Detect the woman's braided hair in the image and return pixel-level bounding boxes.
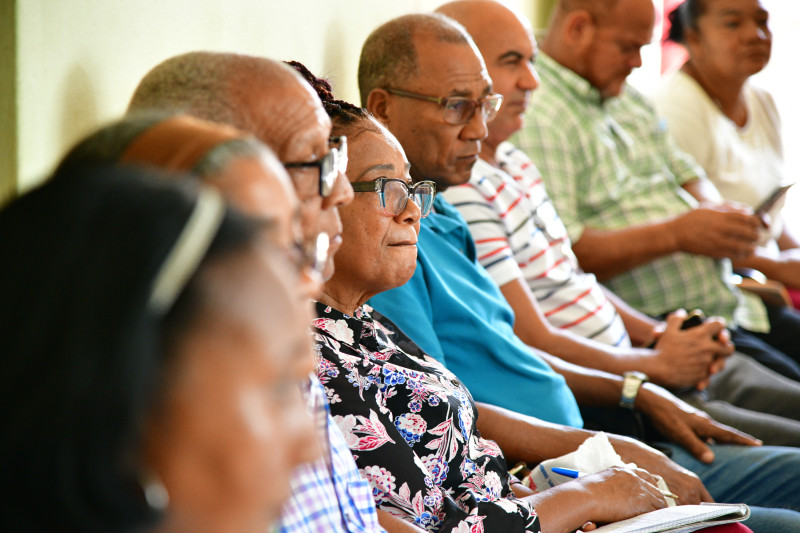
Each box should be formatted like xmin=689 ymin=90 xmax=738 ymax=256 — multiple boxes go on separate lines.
xmin=285 ymin=61 xmax=373 ymax=132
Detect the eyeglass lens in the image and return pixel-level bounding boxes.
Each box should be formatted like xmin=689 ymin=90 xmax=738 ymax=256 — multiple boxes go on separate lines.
xmin=443 ymin=96 xmax=502 ymax=125
xmin=381 ymin=180 xmax=435 ymax=218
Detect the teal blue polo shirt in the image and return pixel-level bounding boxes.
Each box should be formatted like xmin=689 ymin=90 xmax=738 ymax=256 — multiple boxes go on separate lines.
xmin=368 ymin=195 xmax=583 ymax=428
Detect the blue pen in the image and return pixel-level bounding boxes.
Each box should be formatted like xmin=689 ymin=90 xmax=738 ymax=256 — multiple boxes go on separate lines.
xmin=551 ymin=467 xmax=581 ymax=478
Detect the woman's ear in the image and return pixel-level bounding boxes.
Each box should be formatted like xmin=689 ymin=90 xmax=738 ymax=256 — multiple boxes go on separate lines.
xmin=366 ymin=89 xmax=391 ymax=125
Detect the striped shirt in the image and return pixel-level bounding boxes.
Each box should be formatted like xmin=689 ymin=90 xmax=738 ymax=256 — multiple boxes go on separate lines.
xmin=277 ymin=375 xmax=385 ymax=533
xmin=443 ymin=143 xmax=630 ymax=347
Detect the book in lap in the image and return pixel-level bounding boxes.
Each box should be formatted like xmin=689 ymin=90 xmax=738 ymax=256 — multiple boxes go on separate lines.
xmin=592 ymin=503 xmax=750 ymax=533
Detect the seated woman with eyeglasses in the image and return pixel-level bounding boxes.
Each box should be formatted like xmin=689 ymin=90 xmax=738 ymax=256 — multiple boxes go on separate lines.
xmin=284 ymin=63 xmax=731 ymax=533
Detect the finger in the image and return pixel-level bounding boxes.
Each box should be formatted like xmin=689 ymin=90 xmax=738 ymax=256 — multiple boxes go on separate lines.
xmin=672 ymin=423 xmax=716 ymax=464
xmin=700 ymin=319 xmax=726 ymax=338
xmin=579 ymin=522 xmax=597 ymax=531
xmin=665 ymin=309 xmax=687 ymax=331
xmin=631 ymin=467 xmax=661 ymax=487
xmin=665 ymin=470 xmax=713 ymax=504
xmin=716 ymin=327 xmax=731 ymax=343
xmin=700 ymin=418 xmax=762 ymax=447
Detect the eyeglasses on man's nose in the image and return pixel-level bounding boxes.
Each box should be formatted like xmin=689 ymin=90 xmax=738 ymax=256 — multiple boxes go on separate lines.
xmin=284 ymin=136 xmax=348 ymax=198
xmin=383 ymin=88 xmax=503 ymax=125
xmin=351 ymin=178 xmax=436 ymax=218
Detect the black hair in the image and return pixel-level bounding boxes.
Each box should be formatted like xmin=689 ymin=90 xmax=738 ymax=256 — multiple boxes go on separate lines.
xmin=667 ymin=0 xmax=708 ymax=44
xmin=0 ymin=163 xmax=259 ymax=532
xmin=285 ymin=60 xmax=382 ymax=141
xmin=286 ymin=60 xmax=369 ymax=125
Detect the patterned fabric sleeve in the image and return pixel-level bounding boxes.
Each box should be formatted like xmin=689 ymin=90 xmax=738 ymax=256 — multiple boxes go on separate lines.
xmin=313 ymin=304 xmax=540 ymax=533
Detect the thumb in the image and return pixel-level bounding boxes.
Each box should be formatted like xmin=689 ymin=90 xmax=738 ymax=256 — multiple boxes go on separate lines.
xmin=665 ymin=309 xmax=688 ymax=332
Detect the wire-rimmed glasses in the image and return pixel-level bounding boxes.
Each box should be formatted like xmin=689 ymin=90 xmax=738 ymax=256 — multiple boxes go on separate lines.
xmin=384 ymin=88 xmax=503 ymax=125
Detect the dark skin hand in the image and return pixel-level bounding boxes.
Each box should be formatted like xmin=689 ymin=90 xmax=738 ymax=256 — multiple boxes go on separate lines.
xmin=534 ymin=352 xmax=762 ymax=467
xmin=475 ymin=402 xmax=711 ymax=504
xmin=513 ymin=466 xmax=667 ymax=533
xmin=671 ymin=203 xmax=761 ymax=260
xmin=609 ymin=433 xmax=713 ymax=504
xmin=648 ymin=311 xmax=733 ymax=390
xmin=634 ymin=383 xmax=762 ymax=465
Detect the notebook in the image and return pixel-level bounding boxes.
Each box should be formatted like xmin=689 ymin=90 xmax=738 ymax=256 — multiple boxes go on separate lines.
xmin=592 ymin=502 xmax=750 ymax=533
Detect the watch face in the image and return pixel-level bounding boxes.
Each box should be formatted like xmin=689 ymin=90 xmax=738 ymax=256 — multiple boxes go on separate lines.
xmin=620 ymin=372 xmax=646 ymax=408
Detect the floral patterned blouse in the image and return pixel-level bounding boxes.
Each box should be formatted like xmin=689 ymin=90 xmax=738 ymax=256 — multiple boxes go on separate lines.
xmin=313 ymin=303 xmax=540 ymax=532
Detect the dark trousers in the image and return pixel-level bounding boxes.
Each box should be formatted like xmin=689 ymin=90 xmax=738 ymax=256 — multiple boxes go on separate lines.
xmin=733 ymin=303 xmax=800 ymax=382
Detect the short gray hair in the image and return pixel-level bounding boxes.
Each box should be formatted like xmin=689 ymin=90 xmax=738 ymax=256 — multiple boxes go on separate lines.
xmin=357 ymin=13 xmax=472 ymax=106
xmin=128 ymin=51 xmax=292 ymax=134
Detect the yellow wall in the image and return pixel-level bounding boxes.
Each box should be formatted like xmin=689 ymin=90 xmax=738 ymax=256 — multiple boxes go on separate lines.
xmin=7 ymin=0 xmax=530 ymax=201
xmin=1 ymin=0 xmax=17 ymax=205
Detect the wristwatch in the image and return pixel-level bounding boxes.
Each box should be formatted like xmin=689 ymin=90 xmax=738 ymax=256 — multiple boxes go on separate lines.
xmin=620 ymin=371 xmax=648 ymax=409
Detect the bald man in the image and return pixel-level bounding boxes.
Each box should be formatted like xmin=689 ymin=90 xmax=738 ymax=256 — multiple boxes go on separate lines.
xmin=129 ymin=52 xmax=353 ymax=283
xmin=514 ymin=0 xmax=800 ymax=385
xmin=127 ymin=54 xmax=401 ymax=533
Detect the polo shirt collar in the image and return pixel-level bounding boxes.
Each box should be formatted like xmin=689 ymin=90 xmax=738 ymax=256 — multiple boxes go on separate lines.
xmin=538 ymin=52 xmax=606 ymax=108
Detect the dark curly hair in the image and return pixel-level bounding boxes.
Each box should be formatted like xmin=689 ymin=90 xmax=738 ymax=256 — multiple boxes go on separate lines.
xmin=667 ymin=0 xmax=709 ymax=44
xmin=285 ymin=60 xmax=380 ymax=139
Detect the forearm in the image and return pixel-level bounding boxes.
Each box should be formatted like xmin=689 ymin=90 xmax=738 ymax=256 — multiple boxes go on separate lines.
xmin=538 ymin=351 xmax=627 ymax=407
xmin=733 ymin=249 xmax=800 ymax=288
xmin=475 ymin=401 xmax=599 ymax=465
xmin=524 ymin=324 xmax=661 ymax=379
xmin=601 ymin=286 xmax=662 ymax=347
xmin=504 ymin=279 xmax=662 ymax=378
xmin=522 ymin=484 xmax=600 ymax=533
xmin=572 ymin=223 xmax=680 ymax=281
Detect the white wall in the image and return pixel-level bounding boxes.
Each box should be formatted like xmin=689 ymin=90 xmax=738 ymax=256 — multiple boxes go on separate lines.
xmin=752 ymin=0 xmax=800 ymax=231
xmin=14 ymin=0 xmax=523 ymax=192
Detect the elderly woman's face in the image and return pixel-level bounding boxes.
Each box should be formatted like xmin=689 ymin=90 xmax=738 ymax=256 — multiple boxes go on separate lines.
xmin=328 ymin=127 xmax=421 ymax=298
xmin=142 ymin=243 xmax=318 ymax=533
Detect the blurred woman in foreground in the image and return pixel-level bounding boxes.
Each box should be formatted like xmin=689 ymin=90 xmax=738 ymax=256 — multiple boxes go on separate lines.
xmin=0 ymin=165 xmax=317 ymax=531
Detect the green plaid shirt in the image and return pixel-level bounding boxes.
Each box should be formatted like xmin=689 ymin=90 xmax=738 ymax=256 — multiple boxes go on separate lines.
xmin=514 ymin=53 xmax=767 ymax=331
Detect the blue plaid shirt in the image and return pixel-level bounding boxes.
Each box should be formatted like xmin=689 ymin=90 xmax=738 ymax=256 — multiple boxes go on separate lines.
xmin=276 ymin=376 xmax=385 ymax=532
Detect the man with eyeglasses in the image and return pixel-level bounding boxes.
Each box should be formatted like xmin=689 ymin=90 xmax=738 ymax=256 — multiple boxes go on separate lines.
xmin=362 ymin=11 xmax=800 ymax=530
xmin=127 ymin=53 xmax=401 ymax=533
xmin=129 ymin=53 xmax=353 ymax=284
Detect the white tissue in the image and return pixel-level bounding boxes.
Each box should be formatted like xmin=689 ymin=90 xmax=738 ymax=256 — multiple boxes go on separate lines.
xmin=526 ymin=432 xmax=676 ymax=506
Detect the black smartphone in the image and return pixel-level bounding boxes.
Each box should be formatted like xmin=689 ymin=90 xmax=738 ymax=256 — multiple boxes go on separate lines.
xmin=680 ymin=309 xmax=706 ymax=330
